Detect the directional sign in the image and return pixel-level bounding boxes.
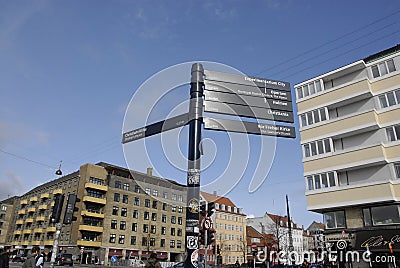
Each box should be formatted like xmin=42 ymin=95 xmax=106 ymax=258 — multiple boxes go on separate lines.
xmin=204 ymin=70 xmax=290 ymax=92
xmin=203 ymin=117 xmax=296 ymax=138
xmin=202 ymin=217 xmax=213 ymax=230
xmin=111 ymin=256 xmax=117 ymax=263
xmin=204 ymin=101 xmax=294 ymax=123
xmin=205 ymin=81 xmax=292 ymax=101
xmin=122 ymin=113 xmax=190 ymax=144
xmin=204 ymin=90 xmax=293 ymax=112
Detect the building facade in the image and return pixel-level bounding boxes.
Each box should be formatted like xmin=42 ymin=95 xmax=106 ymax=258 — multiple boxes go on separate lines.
xmin=4 ymin=162 xmax=186 ymax=264
xmin=295 ymin=45 xmax=400 ymax=267
xmin=201 ymin=192 xmax=247 ymax=265
xmin=0 ymin=197 xmax=15 ymax=247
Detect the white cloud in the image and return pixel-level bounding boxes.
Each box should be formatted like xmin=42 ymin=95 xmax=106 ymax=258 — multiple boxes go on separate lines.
xmin=0 ymin=171 xmax=25 ymax=200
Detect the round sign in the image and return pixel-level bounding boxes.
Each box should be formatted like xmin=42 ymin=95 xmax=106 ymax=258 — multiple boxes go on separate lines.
xmin=188 ymin=198 xmax=199 ymax=213
xmin=111 ymin=256 xmax=117 ymax=263
xmin=203 ymin=218 xmax=213 ymax=230
xmin=251 ymin=243 xmax=257 ymax=250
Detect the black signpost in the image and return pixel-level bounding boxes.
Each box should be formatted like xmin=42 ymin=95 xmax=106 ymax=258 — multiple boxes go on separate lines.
xmin=122 ymin=63 xmax=296 ymax=268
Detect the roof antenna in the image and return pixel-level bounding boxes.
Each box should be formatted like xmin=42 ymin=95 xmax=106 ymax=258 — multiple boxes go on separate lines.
xmin=55 ymin=160 xmax=63 ymax=175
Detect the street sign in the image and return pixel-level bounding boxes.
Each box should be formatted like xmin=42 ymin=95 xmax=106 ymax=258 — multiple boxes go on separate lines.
xmin=122 ymin=113 xmax=190 ymax=144
xmin=204 ymin=70 xmax=290 ymax=92
xmin=203 ymin=117 xmax=296 ymax=138
xmin=205 ymin=81 xmax=292 ymax=101
xmin=204 ymin=90 xmax=293 ymax=112
xmin=202 ymin=217 xmax=213 ymax=230
xmin=111 ymin=256 xmax=117 ymax=263
xmin=204 ymin=101 xmax=294 ymax=123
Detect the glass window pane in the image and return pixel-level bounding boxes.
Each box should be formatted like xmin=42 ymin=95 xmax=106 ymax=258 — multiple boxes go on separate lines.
xmin=303 ymin=85 xmax=309 ymax=97
xmin=379 ymin=62 xmax=388 ymax=76
xmin=395 ymin=164 xmax=400 ymax=178
xmin=387 ymin=127 xmax=396 ymax=141
xmin=313 ymin=110 xmax=320 ymax=123
xmin=307 ymin=112 xmax=314 ymax=125
xmin=297 ymin=88 xmax=303 ymax=99
xmin=395 ymin=125 xmax=400 ymax=141
xmin=324 ymin=139 xmax=331 ymax=153
xmin=387 ymin=92 xmax=396 ymax=106
xmin=315 ymin=80 xmax=322 ymax=92
xmin=328 ymin=172 xmax=336 ymax=187
xmin=307 ymin=177 xmax=314 ymax=190
xmin=371 ymin=65 xmax=380 ymax=78
xmin=309 ymin=83 xmax=315 ymax=94
xmin=320 ymin=108 xmax=327 ymax=121
xmin=304 ymin=144 xmax=310 ymax=157
xmin=324 ymin=212 xmax=335 ymax=229
xmin=371 ymin=205 xmax=400 ymax=225
xmin=387 ymin=59 xmax=396 ymax=72
xmin=336 ymin=211 xmax=346 ymax=228
xmin=379 ymin=95 xmax=388 ymax=108
xmin=311 ymin=142 xmax=317 ymax=156
xmin=395 ymin=90 xmax=400 ymax=104
xmin=301 ymin=114 xmax=307 ymax=127
xmin=363 ymin=208 xmax=372 ymax=227
xmin=317 ymin=140 xmax=324 ymax=154
xmin=321 ymin=173 xmax=328 ymax=188
xmin=314 ymin=175 xmax=321 ymax=189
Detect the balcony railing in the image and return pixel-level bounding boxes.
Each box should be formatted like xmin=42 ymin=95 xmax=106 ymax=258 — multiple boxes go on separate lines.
xmin=85 ymin=182 xmax=108 ymax=192
xmin=82 ymin=196 xmax=106 ymax=205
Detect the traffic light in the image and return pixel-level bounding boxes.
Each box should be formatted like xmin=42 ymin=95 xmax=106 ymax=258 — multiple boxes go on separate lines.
xmin=63 ymin=193 xmax=80 ymax=224
xmin=207 ymin=229 xmax=216 ymax=245
xmin=207 ymin=202 xmax=215 ymax=217
xmin=199 ymin=229 xmax=206 ymax=245
xmin=51 ymin=194 xmax=65 ymax=223
xmin=200 ymin=203 xmax=207 ymax=216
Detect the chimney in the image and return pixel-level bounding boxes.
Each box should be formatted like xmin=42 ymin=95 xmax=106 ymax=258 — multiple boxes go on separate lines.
xmin=213 ymin=191 xmax=218 ymax=196
xmin=147 ymin=167 xmax=153 ymax=176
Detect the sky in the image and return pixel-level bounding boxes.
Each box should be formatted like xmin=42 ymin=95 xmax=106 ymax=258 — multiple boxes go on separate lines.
xmin=1 ymin=0 xmax=400 ymax=228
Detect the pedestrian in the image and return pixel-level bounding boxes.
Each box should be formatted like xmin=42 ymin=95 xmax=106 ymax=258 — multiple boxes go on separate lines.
xmin=36 ymin=248 xmax=49 ymax=268
xmin=145 ymin=253 xmax=161 ymax=268
xmin=235 ymin=260 xmax=240 ymax=268
xmin=23 ymin=246 xmax=40 ymax=268
xmin=0 ymin=246 xmax=10 ymax=268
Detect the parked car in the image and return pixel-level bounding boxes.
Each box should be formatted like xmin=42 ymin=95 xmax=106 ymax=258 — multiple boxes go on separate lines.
xmin=55 ymin=253 xmax=73 ymax=266
xmin=12 ymin=254 xmax=27 ymax=263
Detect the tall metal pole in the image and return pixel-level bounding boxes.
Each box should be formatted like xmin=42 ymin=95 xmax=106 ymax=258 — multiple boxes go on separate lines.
xmin=185 ymin=63 xmax=204 ymax=268
xmin=286 ymin=195 xmax=294 ymax=264
xmin=50 ymin=222 xmax=62 ymax=268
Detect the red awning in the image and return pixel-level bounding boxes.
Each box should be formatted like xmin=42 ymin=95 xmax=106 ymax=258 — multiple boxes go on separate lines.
xmin=109 ymin=249 xmax=123 ymax=256
xmin=157 ymin=252 xmax=168 ymax=259
xmin=126 ymin=250 xmax=139 ymax=257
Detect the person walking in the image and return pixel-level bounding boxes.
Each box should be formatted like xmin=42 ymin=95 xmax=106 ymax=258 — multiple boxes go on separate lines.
xmin=0 ymin=247 xmax=10 ymax=268
xmin=23 ymin=246 xmax=40 ymax=268
xmin=145 ymin=253 xmax=161 ymax=268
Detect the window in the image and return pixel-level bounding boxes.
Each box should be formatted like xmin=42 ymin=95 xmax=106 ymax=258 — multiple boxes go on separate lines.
xmin=303 ymin=138 xmax=332 ymax=157
xmin=162 ymin=203 xmax=168 ymax=211
xmin=171 ymin=228 xmax=176 ymax=236
xmin=145 ymin=199 xmax=150 ymax=208
xmin=152 ymin=213 xmax=157 ymax=221
xmin=134 ymin=185 xmax=140 ymax=193
xmin=121 ymin=208 xmax=127 ymax=217
xmin=112 ymin=206 xmax=119 ymax=216
xmin=152 ymin=201 xmax=158 ymax=209
xmin=363 ymin=208 xmax=372 ymax=227
xmin=111 ymin=220 xmax=117 ymax=229
xmin=160 ymin=239 xmax=166 ymax=247
xmin=163 ymin=192 xmax=168 ymax=199
xmin=172 ymin=205 xmax=177 ymax=212
xmin=1 ymin=205 xmax=7 ymax=212
xmin=130 ymin=236 xmax=136 ymax=245
xmin=379 ymin=89 xmax=400 ymax=108
xmin=161 ymin=227 xmax=166 ymax=235
xmin=89 ymin=177 xmax=104 ymax=185
xmin=170 ymin=240 xmax=175 ymax=248
xmin=395 ymin=163 xmax=400 ymax=178
xmin=119 ymin=235 xmax=125 ymax=244
xmin=144 ymin=211 xmax=149 ymax=220
xmin=371 ymin=205 xmax=400 ymax=225
xmin=386 ymin=125 xmax=400 ymax=141
xmin=324 ymin=211 xmax=346 ymax=229
xmin=145 ymin=188 xmax=151 ymax=195
xmin=151 ymin=225 xmax=156 ymax=234
xmin=109 ymin=234 xmax=116 ymax=243
xmin=162 ymin=214 xmax=167 ymax=223
xmin=178 ymin=217 xmax=182 ymax=225
xmin=177 ymin=228 xmax=182 ymax=236
xmin=150 ymin=238 xmax=156 ymax=247
xmin=172 ymin=194 xmax=177 ymax=201
xmin=134 ymin=197 xmax=140 ymax=206
xmin=143 ymin=224 xmax=149 ymax=233
xmin=133 ymin=210 xmax=139 ymax=219
xmin=178 ymin=195 xmax=183 ymax=201
xmin=123 ymin=183 xmax=130 ymax=191
xmin=297 ymin=80 xmax=323 ymax=100
xmin=153 ymin=189 xmax=158 ymax=196
xmin=300 ymin=108 xmax=328 ymax=127
xmin=114 ymin=193 xmax=120 ymax=202
xmin=371 ymin=59 xmax=396 ymax=78
xmin=171 ymin=216 xmax=176 ymax=224
xmin=115 ymin=181 xmax=122 ymax=189
xmin=178 ymin=206 xmax=183 ymax=213
xmin=122 ymin=195 xmax=128 ymax=204
xmin=120 ymin=221 xmax=126 ymax=230
xmin=177 ymin=240 xmax=182 ymax=248
xmin=132 ymin=223 xmax=137 ymax=232
xmin=142 ymin=237 xmax=148 ymax=246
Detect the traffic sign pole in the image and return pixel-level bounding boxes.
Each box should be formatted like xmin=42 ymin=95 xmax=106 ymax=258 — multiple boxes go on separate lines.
xmin=184 ymin=63 xmax=204 ymax=268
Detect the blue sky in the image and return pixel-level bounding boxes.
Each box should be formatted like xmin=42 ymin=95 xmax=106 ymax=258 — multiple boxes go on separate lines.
xmin=1 ymin=0 xmax=399 ymax=228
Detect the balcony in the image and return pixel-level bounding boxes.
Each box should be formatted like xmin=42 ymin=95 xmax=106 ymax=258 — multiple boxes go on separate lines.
xmin=18 ymin=209 xmax=26 ymax=215
xmin=78 ymin=225 xmax=104 ymax=233
xmin=16 ymin=220 xmax=24 ymax=225
xmin=44 ymin=240 xmax=54 ymax=246
xmin=40 ymin=193 xmax=50 ymax=199
xmin=34 ymin=228 xmax=44 ymax=233
xmin=81 ymin=210 xmax=105 ymax=219
xmin=11 ymin=241 xmax=20 ymax=246
xmin=38 ymin=204 xmax=48 ymax=210
xmin=304 ymin=144 xmax=386 ymax=173
xmin=371 ymin=74 xmax=400 ymax=93
xmin=307 ymin=181 xmax=400 ymax=211
xmin=30 ymin=196 xmax=38 ymax=202
xmin=21 ymin=241 xmax=30 ymax=246
xmin=298 ymin=79 xmax=371 ymax=111
xmin=385 ymin=143 xmax=400 ymax=160
xmin=300 ymin=110 xmax=379 ymax=141
xmin=77 ymin=240 xmax=101 ymax=248
xmin=53 ymin=189 xmax=63 ymax=195
xmin=378 ymin=109 xmax=400 ymax=126
xmin=36 ymin=216 xmax=46 ymax=222
xmin=23 ymin=230 xmax=32 ymax=235
xmin=20 ymin=199 xmax=28 ymax=205
xmin=25 ymin=218 xmax=34 ymax=224
xmin=85 ymin=182 xmax=108 ymax=192
xmin=47 ymin=226 xmax=56 ymax=233
xmin=28 ymin=207 xmax=36 ymax=213
xmin=13 ymin=230 xmax=22 ymax=235
xmin=31 ymin=241 xmax=41 ymax=246
xmin=50 ymin=201 xmax=55 ymax=207
xmin=82 ymin=196 xmax=106 ymax=205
